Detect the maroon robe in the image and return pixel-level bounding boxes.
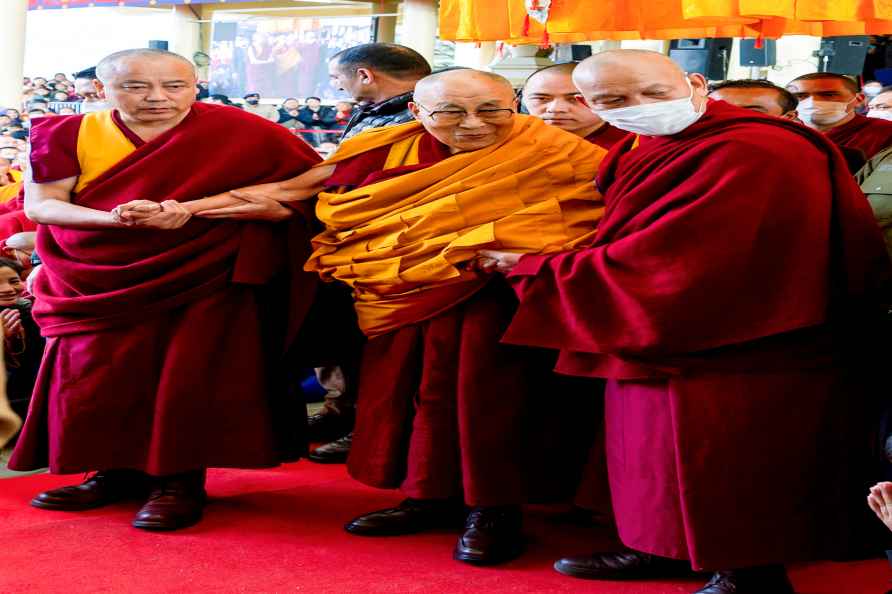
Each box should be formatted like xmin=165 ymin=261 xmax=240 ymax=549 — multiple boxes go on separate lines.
xmin=502 ymin=99 xmax=891 ymax=569
xmin=9 ymin=103 xmax=322 ymax=475
xmin=584 ymin=122 xmax=629 ymax=151
xmin=825 ymin=113 xmax=892 ymax=160
xmin=328 ymin=132 xmax=594 ymax=505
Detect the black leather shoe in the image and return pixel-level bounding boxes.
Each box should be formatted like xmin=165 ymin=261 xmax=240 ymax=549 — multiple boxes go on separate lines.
xmin=695 ymin=566 xmax=794 ymax=594
xmin=31 ymin=469 xmax=151 ymax=511
xmin=553 ymin=551 xmax=693 ymax=580
xmin=453 ymin=505 xmax=524 ymax=565
xmin=308 ymin=432 xmax=352 ymax=464
xmin=307 ymin=412 xmax=354 ymax=443
xmin=131 ymin=470 xmax=207 ymax=531
xmin=345 ymin=498 xmax=467 ymax=536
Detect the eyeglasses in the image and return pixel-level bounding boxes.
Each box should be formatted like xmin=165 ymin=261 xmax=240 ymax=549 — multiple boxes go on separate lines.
xmin=415 ymin=103 xmax=515 ymax=124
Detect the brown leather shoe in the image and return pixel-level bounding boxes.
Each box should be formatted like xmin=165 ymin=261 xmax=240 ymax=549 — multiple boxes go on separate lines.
xmin=345 ymin=498 xmax=467 ymax=536
xmin=553 ymin=550 xmax=694 ymax=580
xmin=131 ymin=470 xmax=207 ymax=531
xmin=31 ymin=469 xmax=151 ymax=511
xmin=308 ymin=432 xmax=352 ymax=464
xmin=453 ymin=505 xmax=524 ymax=565
xmin=694 ymin=566 xmax=794 ymax=594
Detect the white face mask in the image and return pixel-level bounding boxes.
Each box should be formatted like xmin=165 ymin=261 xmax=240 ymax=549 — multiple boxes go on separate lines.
xmin=593 ymin=78 xmax=706 ymax=136
xmin=868 ymin=109 xmax=892 ymax=121
xmin=796 ymin=96 xmax=852 ymax=126
xmin=865 ymin=86 xmax=883 ymax=97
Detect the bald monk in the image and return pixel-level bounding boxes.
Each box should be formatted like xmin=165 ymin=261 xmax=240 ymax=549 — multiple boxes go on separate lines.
xmin=9 ymin=49 xmax=321 ymax=531
xmin=203 ymin=69 xmax=607 ymax=563
xmin=788 ymin=72 xmax=892 ymax=160
xmin=478 ymin=50 xmax=891 ymax=593
xmin=522 ymin=62 xmax=628 ymax=150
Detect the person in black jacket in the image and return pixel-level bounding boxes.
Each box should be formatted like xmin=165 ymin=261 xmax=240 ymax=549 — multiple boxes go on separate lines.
xmin=297 ymin=96 xmax=336 ymax=146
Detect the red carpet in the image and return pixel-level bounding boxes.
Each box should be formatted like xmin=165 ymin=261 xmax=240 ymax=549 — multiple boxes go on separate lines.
xmin=0 ymin=463 xmax=887 ymax=593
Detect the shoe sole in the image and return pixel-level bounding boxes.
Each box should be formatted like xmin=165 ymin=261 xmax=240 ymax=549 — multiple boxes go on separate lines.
xmin=132 ymin=515 xmax=202 ymax=531
xmin=307 ymin=455 xmax=348 ymax=464
xmin=454 ymin=545 xmax=525 ymax=566
xmin=30 ymin=499 xmax=113 ymax=512
xmin=552 ymin=560 xmax=695 ymax=581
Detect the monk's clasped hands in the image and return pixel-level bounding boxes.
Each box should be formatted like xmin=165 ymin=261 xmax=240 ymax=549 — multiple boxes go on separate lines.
xmin=112 ymin=199 xmax=192 ymax=230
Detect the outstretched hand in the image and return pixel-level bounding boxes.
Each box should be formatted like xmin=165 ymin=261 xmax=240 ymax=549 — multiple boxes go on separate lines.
xmin=196 ymin=190 xmax=293 ymax=222
xmin=469 ymin=250 xmax=523 ymax=275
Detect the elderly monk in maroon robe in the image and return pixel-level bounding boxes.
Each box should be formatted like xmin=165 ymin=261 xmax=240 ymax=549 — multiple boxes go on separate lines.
xmin=522 ymin=62 xmax=629 ymax=150
xmin=478 ymin=50 xmax=891 ymax=594
xmin=202 ymin=68 xmax=607 ymax=564
xmin=8 ymin=49 xmax=321 ymax=531
xmin=788 ymin=72 xmax=892 ymax=160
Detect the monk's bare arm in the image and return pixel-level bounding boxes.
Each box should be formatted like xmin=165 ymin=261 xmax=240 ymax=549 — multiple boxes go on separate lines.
xmin=188 ymin=165 xmax=335 ymax=219
xmin=25 ymin=177 xmax=124 ymax=228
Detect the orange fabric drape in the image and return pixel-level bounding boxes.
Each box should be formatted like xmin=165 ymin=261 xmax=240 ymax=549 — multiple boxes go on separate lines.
xmin=306 ymin=116 xmax=606 ymax=337
xmin=439 ymin=0 xmax=892 ymax=42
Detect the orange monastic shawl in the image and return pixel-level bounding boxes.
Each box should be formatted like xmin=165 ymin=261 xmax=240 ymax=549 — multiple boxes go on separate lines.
xmin=305 ymin=115 xmax=606 ymax=337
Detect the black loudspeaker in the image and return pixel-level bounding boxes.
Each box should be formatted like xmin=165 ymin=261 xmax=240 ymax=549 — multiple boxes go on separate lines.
xmin=570 ymin=45 xmax=593 ymax=61
xmin=739 ymin=39 xmax=777 ymax=67
xmin=817 ymin=36 xmax=869 ymax=75
xmin=669 ymin=38 xmax=733 ymax=80
xmin=148 ymin=40 xmax=169 ymax=51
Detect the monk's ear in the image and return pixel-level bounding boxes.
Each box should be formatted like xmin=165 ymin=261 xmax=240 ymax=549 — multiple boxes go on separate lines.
xmin=93 ymin=79 xmax=105 ymax=98
xmin=688 ymin=73 xmax=708 ymax=96
xmin=784 ymin=110 xmax=799 ymax=120
xmin=356 ymin=67 xmax=374 ymax=86
xmin=408 ymin=101 xmax=423 ymax=121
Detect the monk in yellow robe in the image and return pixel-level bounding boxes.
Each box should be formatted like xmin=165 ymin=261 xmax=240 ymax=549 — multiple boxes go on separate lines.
xmin=0 ymin=159 xmax=22 ymax=205
xmin=164 ymin=69 xmax=607 ymax=564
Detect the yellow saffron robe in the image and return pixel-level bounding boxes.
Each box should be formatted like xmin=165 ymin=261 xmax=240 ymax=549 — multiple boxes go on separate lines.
xmin=305 ymin=115 xmax=607 ymax=337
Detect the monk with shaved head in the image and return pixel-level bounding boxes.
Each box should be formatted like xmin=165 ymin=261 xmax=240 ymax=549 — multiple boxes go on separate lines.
xmin=9 ymin=48 xmax=322 ymax=531
xmin=479 ymin=49 xmax=890 ymax=592
xmin=522 ymin=62 xmax=628 ymax=149
xmin=213 ymin=67 xmax=608 ymax=563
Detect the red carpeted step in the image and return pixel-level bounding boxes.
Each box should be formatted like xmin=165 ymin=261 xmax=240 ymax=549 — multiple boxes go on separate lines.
xmin=0 ymin=463 xmax=888 ymax=593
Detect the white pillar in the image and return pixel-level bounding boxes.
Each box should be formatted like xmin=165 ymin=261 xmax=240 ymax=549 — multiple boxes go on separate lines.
xmin=400 ymin=0 xmax=437 ymax=66
xmin=0 ymin=0 xmax=28 ymax=109
xmin=490 ymin=44 xmax=554 ymax=88
xmin=453 ymin=42 xmax=497 ymax=70
xmin=171 ymin=6 xmax=201 ymax=60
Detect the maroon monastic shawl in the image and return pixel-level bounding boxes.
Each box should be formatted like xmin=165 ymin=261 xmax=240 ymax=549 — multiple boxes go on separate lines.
xmin=503 ymin=99 xmax=891 ymax=377
xmin=825 ymin=113 xmax=892 ymax=160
